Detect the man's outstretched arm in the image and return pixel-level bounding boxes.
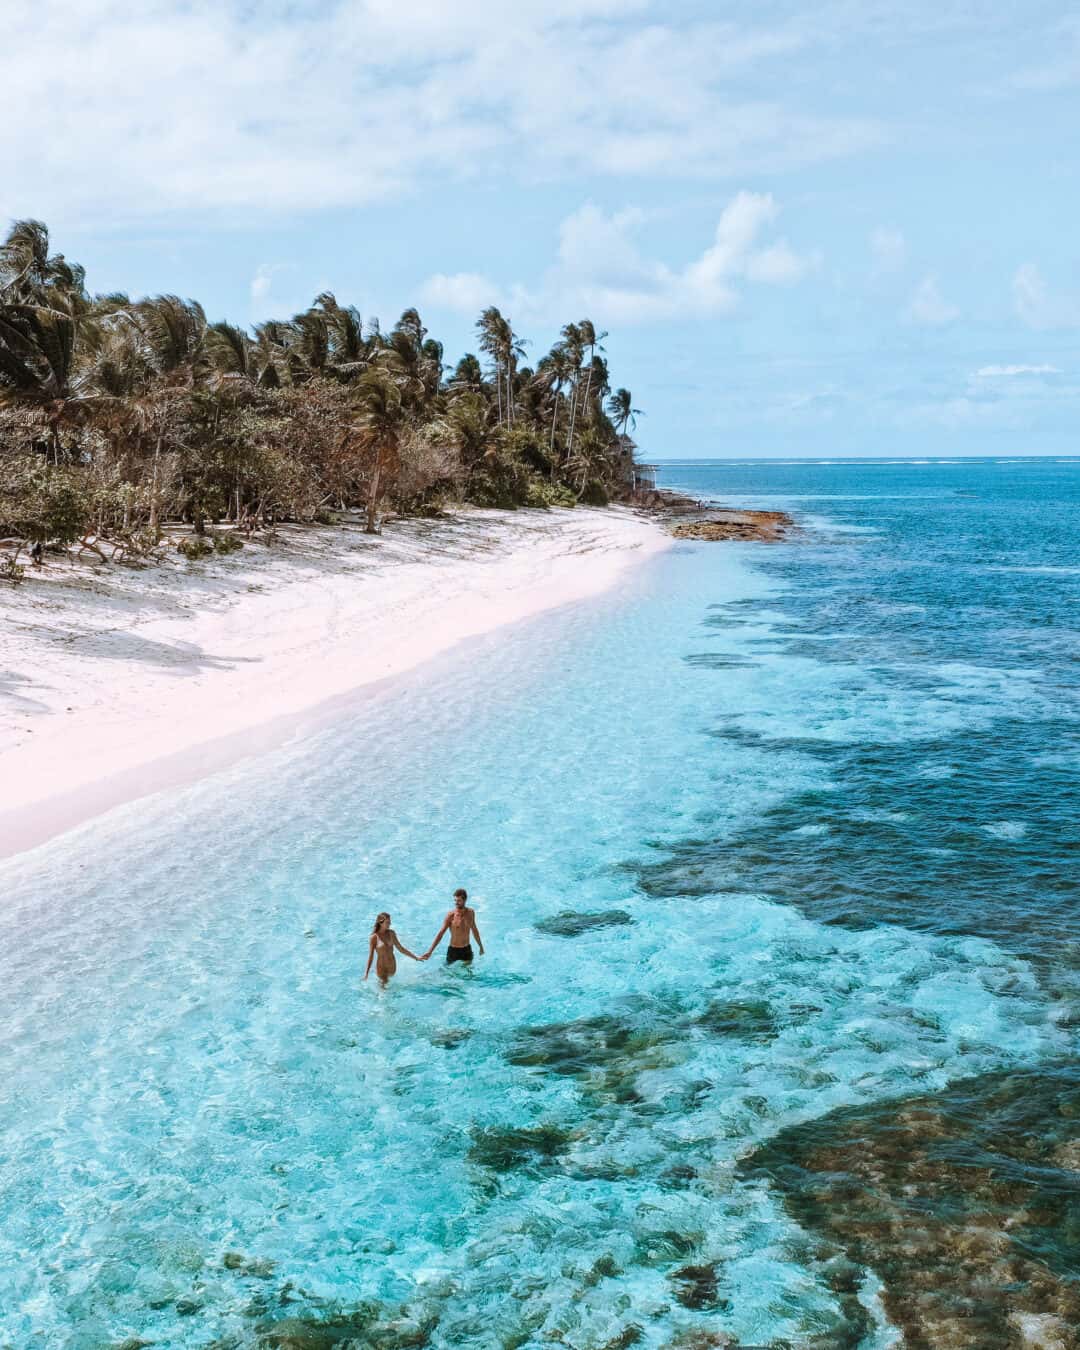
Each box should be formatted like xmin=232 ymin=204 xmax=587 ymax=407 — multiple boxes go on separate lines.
xmin=470 ymin=912 xmax=484 ymax=956
xmin=422 ymin=916 xmax=451 ymax=960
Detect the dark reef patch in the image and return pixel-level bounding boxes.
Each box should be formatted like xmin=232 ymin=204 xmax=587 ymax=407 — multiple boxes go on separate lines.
xmin=632 ymin=721 xmax=1080 ymax=970
xmin=742 ymin=1064 xmax=1080 ymax=1348
xmin=467 ymin=1122 xmax=573 ymax=1172
xmin=682 ymin=652 xmax=758 ymax=670
xmin=534 ymin=909 xmax=635 ymax=937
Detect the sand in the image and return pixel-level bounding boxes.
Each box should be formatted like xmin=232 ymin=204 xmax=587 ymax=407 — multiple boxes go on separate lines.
xmin=0 ymin=507 xmax=669 ymax=859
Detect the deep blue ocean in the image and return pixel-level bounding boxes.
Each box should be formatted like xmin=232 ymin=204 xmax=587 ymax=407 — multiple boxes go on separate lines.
xmin=1 ymin=458 xmax=1077 ymax=1348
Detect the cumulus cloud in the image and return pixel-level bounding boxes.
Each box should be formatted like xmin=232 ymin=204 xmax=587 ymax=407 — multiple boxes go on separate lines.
xmin=1 ymin=1 xmax=879 ymax=221
xmin=1012 ymin=263 xmax=1080 ymax=330
xmin=976 ymin=363 xmax=1061 ymax=378
xmin=420 ymin=193 xmax=815 ymax=325
xmin=905 ymin=275 xmax=960 ymax=325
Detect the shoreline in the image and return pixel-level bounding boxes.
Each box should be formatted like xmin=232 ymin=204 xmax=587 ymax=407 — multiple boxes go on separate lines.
xmin=1 ymin=506 xmax=670 ymax=861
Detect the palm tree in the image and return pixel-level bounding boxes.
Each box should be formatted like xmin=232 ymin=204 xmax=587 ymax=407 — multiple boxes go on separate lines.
xmin=476 ymin=307 xmax=525 ymax=428
xmin=607 ymin=387 xmax=641 ymax=437
xmin=576 ymin=319 xmax=607 ymax=427
xmin=132 ymin=296 xmax=208 ymax=386
xmin=206 ymin=321 xmax=257 ymax=382
xmin=559 ymin=322 xmax=585 ymax=460
xmin=449 ymin=352 xmax=483 ymax=394
xmin=352 ymin=369 xmax=404 ymax=533
xmin=0 ymin=301 xmax=81 ymax=461
xmin=534 ymin=344 xmax=574 ymax=462
xmin=0 ymin=219 xmax=87 ymax=311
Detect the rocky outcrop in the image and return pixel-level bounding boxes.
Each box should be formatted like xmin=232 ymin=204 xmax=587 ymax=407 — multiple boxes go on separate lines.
xmin=671 ymin=509 xmax=793 ymax=542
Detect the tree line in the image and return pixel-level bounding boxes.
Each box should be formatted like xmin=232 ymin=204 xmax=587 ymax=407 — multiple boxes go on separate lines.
xmin=0 ymin=219 xmax=645 ymax=574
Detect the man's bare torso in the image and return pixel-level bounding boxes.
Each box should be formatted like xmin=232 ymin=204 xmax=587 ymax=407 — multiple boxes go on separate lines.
xmin=448 ymin=907 xmax=474 ymax=946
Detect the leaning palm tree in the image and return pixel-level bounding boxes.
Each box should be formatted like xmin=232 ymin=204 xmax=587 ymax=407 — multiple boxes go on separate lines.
xmin=607 ymin=387 xmax=641 ymax=437
xmin=0 ymin=301 xmax=82 ymax=461
xmin=132 ymin=295 xmax=208 ymax=386
xmin=534 ymin=344 xmax=575 ymax=461
xmin=576 ymin=319 xmax=607 ymax=423
xmin=351 ymin=369 xmax=404 ymax=533
xmin=0 ymin=219 xmax=87 ymax=312
xmin=559 ymin=322 xmax=585 ymax=459
xmin=476 ymin=307 xmax=525 ymax=428
xmin=205 ymin=321 xmax=257 ymax=382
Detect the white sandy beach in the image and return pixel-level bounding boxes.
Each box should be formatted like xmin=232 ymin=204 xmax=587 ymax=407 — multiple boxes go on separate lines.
xmin=0 ymin=506 xmax=668 ymax=859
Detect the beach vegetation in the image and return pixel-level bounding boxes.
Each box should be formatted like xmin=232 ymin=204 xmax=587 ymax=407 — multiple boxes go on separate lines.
xmin=0 ymin=219 xmax=648 ymax=568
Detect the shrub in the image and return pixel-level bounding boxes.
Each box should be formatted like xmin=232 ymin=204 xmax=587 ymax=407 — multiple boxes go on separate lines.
xmin=212 ymin=532 xmax=244 ymax=555
xmin=0 ymin=554 xmax=25 ymax=584
xmin=524 ymin=478 xmax=577 ymax=509
xmin=0 ymin=457 xmax=89 ymax=549
xmin=176 ymin=535 xmax=214 ymax=560
xmin=579 ymin=479 xmax=610 ymax=507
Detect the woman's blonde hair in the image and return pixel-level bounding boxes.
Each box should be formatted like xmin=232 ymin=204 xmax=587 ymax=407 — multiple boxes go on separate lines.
xmin=372 ymin=911 xmax=390 ymax=934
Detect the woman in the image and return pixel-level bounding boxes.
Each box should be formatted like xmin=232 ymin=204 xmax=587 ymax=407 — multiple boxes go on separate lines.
xmin=364 ymin=911 xmax=421 ymax=984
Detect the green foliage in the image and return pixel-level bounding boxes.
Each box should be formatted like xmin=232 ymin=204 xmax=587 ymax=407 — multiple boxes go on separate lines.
xmin=0 ymin=219 xmax=648 ymax=561
xmin=212 ymin=531 xmax=244 ymax=555
xmin=0 ymin=456 xmax=88 ymax=546
xmin=0 ymin=554 xmax=25 ymax=583
xmin=524 ymin=478 xmax=577 ymax=509
xmin=176 ymin=534 xmax=213 ymax=560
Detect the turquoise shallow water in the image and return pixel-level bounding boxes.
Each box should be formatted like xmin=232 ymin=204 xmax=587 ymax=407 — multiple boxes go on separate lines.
xmin=1 ymin=459 xmax=1077 ymax=1347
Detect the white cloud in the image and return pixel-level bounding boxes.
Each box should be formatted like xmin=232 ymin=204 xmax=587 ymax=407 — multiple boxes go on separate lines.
xmin=976 ymin=363 xmax=1061 ymax=378
xmin=1 ymin=1 xmax=880 ymax=221
xmin=870 ymin=226 xmax=907 ymax=273
xmin=419 ymin=193 xmax=816 ymax=324
xmin=1012 ymin=263 xmax=1080 ymax=330
xmin=419 ymin=272 xmax=502 ymax=313
xmin=250 ymin=263 xmax=284 ymax=303
xmin=905 ymin=275 xmax=960 ymax=325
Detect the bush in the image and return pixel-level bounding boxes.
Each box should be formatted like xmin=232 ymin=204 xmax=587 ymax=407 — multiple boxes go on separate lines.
xmin=0 ymin=457 xmax=89 ymax=548
xmin=176 ymin=535 xmax=214 ymax=560
xmin=212 ymin=532 xmax=244 ymax=555
xmin=1 ymin=554 xmax=25 ymax=584
xmin=579 ymin=479 xmax=610 ymax=507
xmin=524 ymin=478 xmax=577 ymax=509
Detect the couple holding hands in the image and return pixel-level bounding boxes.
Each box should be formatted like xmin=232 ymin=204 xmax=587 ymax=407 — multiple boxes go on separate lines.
xmin=364 ymin=888 xmax=484 ymax=984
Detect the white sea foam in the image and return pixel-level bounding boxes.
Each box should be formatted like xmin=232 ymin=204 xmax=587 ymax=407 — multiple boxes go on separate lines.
xmin=980 ymin=821 xmax=1029 ymax=841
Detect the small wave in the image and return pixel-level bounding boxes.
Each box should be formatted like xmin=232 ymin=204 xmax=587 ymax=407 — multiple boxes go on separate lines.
xmin=980 ymin=821 xmax=1028 ymax=841
xmin=792 ymin=823 xmax=831 ymax=836
xmin=917 ymin=764 xmax=957 ymax=780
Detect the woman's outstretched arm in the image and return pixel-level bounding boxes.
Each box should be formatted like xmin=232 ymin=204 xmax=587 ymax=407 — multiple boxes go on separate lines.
xmin=393 ymin=933 xmax=421 ymax=961
xmin=363 ymin=933 xmax=376 ymax=980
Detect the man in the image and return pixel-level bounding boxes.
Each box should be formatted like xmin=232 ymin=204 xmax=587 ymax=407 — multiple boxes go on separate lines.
xmin=422 ymin=888 xmax=484 ymax=965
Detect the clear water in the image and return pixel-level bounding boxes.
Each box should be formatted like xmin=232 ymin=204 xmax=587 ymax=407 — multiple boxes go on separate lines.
xmin=1 ymin=459 xmax=1077 ymax=1348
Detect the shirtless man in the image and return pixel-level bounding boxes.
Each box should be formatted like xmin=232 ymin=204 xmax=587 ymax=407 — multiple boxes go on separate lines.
xmin=422 ymin=888 xmax=484 ymax=965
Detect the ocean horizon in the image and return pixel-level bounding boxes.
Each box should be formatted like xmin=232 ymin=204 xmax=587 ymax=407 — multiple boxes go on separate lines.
xmin=2 ymin=458 xmax=1077 ymax=1347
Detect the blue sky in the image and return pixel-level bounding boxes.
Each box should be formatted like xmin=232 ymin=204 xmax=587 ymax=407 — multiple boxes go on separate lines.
xmin=5 ymin=1 xmax=1080 ymax=457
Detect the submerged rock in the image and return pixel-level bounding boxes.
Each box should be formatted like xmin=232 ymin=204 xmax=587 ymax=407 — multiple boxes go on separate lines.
xmin=258 ymin=1306 xmax=435 ymax=1349
xmin=669 ymin=1263 xmax=728 ymax=1311
xmin=534 ymin=909 xmax=634 ymax=937
xmin=694 ymin=998 xmax=777 ymax=1043
xmin=743 ymin=1063 xmax=1080 ymax=1348
xmin=467 ymin=1122 xmax=573 ymax=1172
